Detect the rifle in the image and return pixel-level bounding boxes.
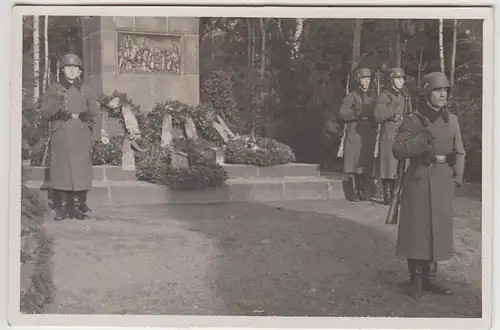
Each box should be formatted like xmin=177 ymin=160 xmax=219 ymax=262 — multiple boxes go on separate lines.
xmin=385 ymin=86 xmax=411 ymax=225
xmin=41 ymin=122 xmax=51 ymax=166
xmin=373 ymin=69 xmax=382 ymax=158
xmin=336 ymin=73 xmax=350 ymax=158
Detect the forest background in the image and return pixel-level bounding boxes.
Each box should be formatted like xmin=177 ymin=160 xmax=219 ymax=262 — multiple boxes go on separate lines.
xmin=21 ymin=17 xmax=483 ymax=183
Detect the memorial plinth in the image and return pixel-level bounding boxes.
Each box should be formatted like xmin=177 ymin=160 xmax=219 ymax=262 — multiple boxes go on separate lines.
xmin=82 ymin=16 xmax=200 ymax=114
xmin=82 ymin=16 xmax=200 ymax=170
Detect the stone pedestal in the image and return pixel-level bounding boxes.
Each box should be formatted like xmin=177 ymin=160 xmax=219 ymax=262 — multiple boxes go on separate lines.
xmin=83 ymin=16 xmax=200 ymax=113
xmin=82 ymin=16 xmax=200 ymax=169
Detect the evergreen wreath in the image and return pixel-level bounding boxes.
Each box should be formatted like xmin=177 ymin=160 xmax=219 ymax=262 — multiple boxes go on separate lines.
xmin=98 ymin=92 xmax=229 ymax=190
xmin=225 ymin=135 xmax=296 ymax=167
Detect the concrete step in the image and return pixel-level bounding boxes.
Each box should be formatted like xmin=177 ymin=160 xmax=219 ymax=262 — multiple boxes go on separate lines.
xmin=223 ymin=163 xmax=320 ymax=178
xmin=27 ymin=176 xmax=344 ymax=206
xmin=25 ymin=163 xmax=320 ymax=182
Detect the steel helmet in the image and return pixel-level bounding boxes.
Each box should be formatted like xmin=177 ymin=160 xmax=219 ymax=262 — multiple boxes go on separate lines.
xmin=419 ymin=72 xmax=450 ymax=96
xmin=59 ymin=53 xmax=83 ymax=70
xmin=388 ymin=68 xmax=406 ymax=80
xmin=355 ymin=68 xmax=372 ymax=81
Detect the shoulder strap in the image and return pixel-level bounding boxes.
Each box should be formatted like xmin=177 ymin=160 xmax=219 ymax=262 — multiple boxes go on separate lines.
xmin=351 ymin=90 xmax=362 ymax=105
xmin=411 ymin=111 xmax=430 ymax=128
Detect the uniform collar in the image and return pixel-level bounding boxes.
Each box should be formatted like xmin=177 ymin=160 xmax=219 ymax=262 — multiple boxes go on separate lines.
xmin=388 ymin=86 xmax=402 ymax=96
xmin=59 ymin=76 xmax=83 ymax=91
xmin=418 ymin=99 xmax=449 ymax=123
xmin=354 ymin=86 xmax=369 ymax=95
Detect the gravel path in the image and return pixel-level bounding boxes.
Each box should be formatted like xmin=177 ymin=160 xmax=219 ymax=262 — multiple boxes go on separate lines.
xmin=44 ymin=190 xmax=482 ymax=317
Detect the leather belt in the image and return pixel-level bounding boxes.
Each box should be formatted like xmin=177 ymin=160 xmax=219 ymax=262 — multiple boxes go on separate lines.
xmin=411 ymin=154 xmax=448 ymax=167
xmin=435 ymin=155 xmax=446 ymax=163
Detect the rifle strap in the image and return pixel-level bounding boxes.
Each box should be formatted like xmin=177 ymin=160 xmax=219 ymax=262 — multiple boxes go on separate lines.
xmin=410 ymin=111 xmax=430 ymax=129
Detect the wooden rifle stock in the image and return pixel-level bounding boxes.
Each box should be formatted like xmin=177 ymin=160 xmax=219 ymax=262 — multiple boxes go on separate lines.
xmin=385 ymin=160 xmax=406 ymax=224
xmin=385 ymin=86 xmax=410 ymax=225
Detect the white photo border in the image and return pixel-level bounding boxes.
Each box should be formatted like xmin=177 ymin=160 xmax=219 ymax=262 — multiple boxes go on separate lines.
xmin=5 ymin=3 xmax=494 ymax=330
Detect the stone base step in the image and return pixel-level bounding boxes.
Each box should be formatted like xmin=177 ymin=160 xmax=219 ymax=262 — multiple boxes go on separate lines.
xmin=27 ymin=176 xmax=344 ymax=206
xmin=25 ymin=163 xmax=320 ymax=182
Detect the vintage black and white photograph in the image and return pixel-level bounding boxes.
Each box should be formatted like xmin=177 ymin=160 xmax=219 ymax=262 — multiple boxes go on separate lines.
xmin=9 ymin=4 xmax=493 ymax=329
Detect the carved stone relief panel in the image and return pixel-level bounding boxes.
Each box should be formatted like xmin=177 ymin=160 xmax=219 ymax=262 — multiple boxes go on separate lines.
xmin=117 ymin=32 xmax=182 ymax=74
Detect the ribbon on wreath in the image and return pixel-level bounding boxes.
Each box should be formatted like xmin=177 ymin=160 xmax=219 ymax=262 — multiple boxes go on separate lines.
xmin=159 ymin=106 xmax=190 ymax=168
xmin=212 ymin=115 xmax=235 ymax=143
xmin=106 ymin=96 xmax=143 ymax=170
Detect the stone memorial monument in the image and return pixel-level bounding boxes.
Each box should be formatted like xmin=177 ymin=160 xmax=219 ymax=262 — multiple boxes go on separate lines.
xmin=82 ymin=16 xmax=200 ymax=169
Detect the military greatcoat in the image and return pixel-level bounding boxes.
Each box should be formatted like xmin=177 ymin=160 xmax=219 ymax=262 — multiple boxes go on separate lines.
xmin=338 ymin=88 xmax=377 ymax=175
xmin=393 ymin=102 xmax=465 ymax=261
xmin=373 ymin=87 xmax=412 ymax=179
xmin=40 ymin=77 xmax=102 ymax=191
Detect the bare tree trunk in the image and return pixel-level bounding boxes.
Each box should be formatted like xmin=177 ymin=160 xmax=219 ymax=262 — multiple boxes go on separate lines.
xmin=211 ymin=19 xmax=215 ymax=61
xmin=351 ymin=19 xmax=363 ymax=72
xmin=439 ymin=19 xmax=445 ymax=72
xmin=250 ymin=19 xmax=256 ymax=134
xmin=259 ymin=18 xmax=266 ymax=77
xmin=33 ymin=16 xmax=40 ymax=107
xmin=450 ymin=19 xmax=458 ymax=97
xmin=247 ymin=19 xmax=252 ymax=67
xmin=292 ymin=18 xmax=305 ymax=59
xmin=43 ymin=16 xmax=49 ymax=95
xmin=395 ymin=20 xmax=402 ymax=67
xmin=417 ymin=46 xmax=423 ymax=87
xmin=56 ymin=58 xmax=60 ymax=82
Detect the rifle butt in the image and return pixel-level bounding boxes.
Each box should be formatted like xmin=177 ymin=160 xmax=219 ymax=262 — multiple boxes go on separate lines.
xmin=373 ymin=124 xmax=381 ymax=158
xmin=385 ymin=198 xmax=399 ymax=224
xmin=385 ymin=162 xmax=405 ymax=225
xmin=336 ymin=126 xmax=346 ymax=158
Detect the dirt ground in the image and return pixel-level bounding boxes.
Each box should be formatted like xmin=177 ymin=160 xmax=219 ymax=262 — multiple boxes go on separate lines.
xmin=43 ymin=184 xmax=482 ymax=317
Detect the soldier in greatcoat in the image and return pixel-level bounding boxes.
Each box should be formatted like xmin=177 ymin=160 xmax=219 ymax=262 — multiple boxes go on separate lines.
xmin=338 ymin=68 xmax=377 ymax=201
xmin=373 ymin=68 xmax=412 ymax=204
xmin=392 ymin=72 xmax=465 ymax=298
xmin=40 ymin=53 xmax=102 ymax=220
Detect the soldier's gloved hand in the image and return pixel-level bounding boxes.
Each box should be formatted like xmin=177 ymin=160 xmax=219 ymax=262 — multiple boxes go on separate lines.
xmin=453 ymin=174 xmax=463 ymax=188
xmin=446 ymin=151 xmax=457 ymax=167
xmin=79 ymin=111 xmax=92 ymax=123
xmin=421 ymin=146 xmax=436 ymax=166
xmin=55 ymin=110 xmax=72 ymax=121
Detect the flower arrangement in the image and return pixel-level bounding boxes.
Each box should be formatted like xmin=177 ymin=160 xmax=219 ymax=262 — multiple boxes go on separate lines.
xmin=225 ymin=134 xmax=296 ymax=167
xmin=97 ymin=92 xmax=229 ymax=190
xmin=92 ymin=135 xmax=125 ymax=166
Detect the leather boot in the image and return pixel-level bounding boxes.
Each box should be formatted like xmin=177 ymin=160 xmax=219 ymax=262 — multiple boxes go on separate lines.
xmin=77 ymin=190 xmax=91 ymax=214
xmin=407 ymin=258 xmax=416 ymax=282
xmin=346 ymin=175 xmax=359 ymax=202
xmin=52 ymin=189 xmax=67 ymax=221
xmin=355 ymin=175 xmax=366 ymax=201
xmin=407 ymin=259 xmax=424 ymax=299
xmin=423 ymin=261 xmax=452 ymax=295
xmin=382 ymin=179 xmax=391 ymax=205
xmin=389 ymin=179 xmax=397 ymax=201
xmin=65 ymin=192 xmax=88 ymax=220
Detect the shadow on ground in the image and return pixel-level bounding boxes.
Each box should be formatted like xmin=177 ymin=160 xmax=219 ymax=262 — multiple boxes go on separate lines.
xmin=160 ymin=202 xmax=481 ymax=318
xmin=43 ymin=198 xmax=482 ymax=318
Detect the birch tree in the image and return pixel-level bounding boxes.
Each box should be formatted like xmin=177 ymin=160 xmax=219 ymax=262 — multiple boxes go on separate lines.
xmin=439 ymin=19 xmax=445 ymax=72
xmin=43 ymin=16 xmax=49 ymax=95
xmin=449 ymin=19 xmax=458 ymax=97
xmin=351 ymin=19 xmax=363 ymax=71
xmin=292 ymin=18 xmax=305 ymax=59
xmin=32 ymin=16 xmax=40 ymax=106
